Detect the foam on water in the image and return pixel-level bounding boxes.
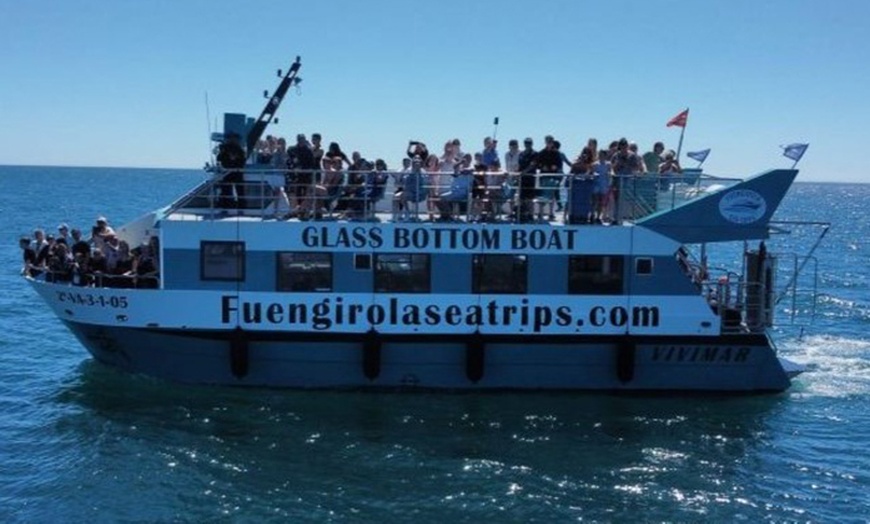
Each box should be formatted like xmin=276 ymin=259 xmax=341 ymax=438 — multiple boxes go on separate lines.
xmin=781 ymin=335 xmax=870 ymax=398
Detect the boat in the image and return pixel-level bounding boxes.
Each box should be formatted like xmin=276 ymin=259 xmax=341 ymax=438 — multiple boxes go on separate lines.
xmin=23 ymin=57 xmax=828 ymax=392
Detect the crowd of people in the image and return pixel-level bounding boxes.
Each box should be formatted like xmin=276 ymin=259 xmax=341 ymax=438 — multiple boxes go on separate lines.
xmin=20 ymin=217 xmax=160 ymax=288
xmin=219 ymin=132 xmax=683 ymax=223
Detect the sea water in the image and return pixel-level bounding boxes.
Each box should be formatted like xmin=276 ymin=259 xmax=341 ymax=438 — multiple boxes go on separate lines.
xmin=0 ymin=166 xmax=868 ymax=522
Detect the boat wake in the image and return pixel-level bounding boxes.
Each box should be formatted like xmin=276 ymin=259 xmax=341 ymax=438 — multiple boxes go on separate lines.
xmin=780 ymin=334 xmax=870 ymax=397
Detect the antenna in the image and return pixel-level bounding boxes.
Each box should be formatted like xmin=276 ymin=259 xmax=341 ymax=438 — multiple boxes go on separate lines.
xmin=245 ymin=56 xmax=303 ymax=157
xmin=204 ymin=91 xmax=213 ymax=159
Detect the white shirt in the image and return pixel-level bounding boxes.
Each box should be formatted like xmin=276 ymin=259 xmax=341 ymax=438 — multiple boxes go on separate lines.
xmin=504 ymin=149 xmax=520 ymax=172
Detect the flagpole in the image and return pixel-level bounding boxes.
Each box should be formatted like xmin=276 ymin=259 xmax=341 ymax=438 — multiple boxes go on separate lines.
xmin=676 ymin=126 xmax=686 ymax=160
xmin=676 ymin=107 xmax=688 ymax=160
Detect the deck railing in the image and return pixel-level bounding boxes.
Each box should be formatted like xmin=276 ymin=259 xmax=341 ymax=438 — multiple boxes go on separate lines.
xmin=166 ymin=167 xmax=743 ymax=224
xmin=37 ymin=269 xmax=160 ymax=289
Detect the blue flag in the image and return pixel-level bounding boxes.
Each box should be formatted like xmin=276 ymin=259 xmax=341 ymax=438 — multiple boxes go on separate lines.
xmin=687 ymin=148 xmax=710 ymax=163
xmin=782 ymin=143 xmax=809 ymax=162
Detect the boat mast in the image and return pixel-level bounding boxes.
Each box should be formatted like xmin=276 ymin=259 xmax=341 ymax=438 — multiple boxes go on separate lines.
xmin=245 ymin=56 xmax=302 ymax=159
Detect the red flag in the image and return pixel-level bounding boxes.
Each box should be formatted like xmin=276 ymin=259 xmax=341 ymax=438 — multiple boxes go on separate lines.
xmin=666 ymin=109 xmax=689 ymax=128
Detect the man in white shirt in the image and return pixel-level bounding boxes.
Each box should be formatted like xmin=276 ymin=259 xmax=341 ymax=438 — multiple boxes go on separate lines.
xmin=504 ymin=139 xmax=520 ymax=173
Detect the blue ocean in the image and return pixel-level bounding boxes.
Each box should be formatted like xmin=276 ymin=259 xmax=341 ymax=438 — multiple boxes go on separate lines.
xmin=0 ymin=166 xmax=867 ymax=522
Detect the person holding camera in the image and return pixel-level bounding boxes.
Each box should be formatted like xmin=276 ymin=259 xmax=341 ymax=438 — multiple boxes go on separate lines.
xmin=406 ymin=140 xmax=429 ymax=162
xmin=481 ymin=136 xmax=499 ymax=168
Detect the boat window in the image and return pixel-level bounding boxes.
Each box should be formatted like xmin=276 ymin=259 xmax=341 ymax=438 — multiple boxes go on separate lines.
xmin=568 ymin=255 xmax=624 ymax=295
xmin=201 ymin=241 xmax=245 ymax=281
xmin=374 ymin=254 xmax=430 ymax=293
xmin=472 ymin=255 xmax=528 ymax=294
xmin=354 ymin=253 xmax=372 ymax=271
xmin=277 ymin=252 xmax=332 ymax=292
xmin=635 ymin=257 xmax=654 ymax=275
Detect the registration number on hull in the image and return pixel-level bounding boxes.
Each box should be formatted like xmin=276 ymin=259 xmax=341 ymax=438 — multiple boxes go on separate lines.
xmin=56 ymin=291 xmax=128 ymax=309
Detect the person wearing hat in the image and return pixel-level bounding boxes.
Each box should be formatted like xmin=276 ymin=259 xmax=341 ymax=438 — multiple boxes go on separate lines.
xmin=57 ymin=223 xmax=70 ymax=245
xmin=91 ymin=216 xmax=115 ymax=252
xmin=216 ymin=132 xmax=247 ymax=211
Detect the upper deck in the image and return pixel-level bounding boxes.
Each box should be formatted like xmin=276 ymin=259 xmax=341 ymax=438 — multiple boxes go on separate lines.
xmin=162 ymin=167 xmax=737 ymax=228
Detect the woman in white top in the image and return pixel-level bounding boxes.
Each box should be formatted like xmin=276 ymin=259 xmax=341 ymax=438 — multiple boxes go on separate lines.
xmin=424 ymin=153 xmax=442 ymax=220
xmin=269 ymin=138 xmax=292 ymax=216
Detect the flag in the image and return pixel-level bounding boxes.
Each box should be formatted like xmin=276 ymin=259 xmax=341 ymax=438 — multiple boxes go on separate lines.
xmin=666 ymin=109 xmax=689 ymax=128
xmin=687 ymin=148 xmax=711 ymax=163
xmin=782 ymin=143 xmax=809 ymax=162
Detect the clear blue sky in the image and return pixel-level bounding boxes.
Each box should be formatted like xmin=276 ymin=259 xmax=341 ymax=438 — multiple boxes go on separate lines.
xmin=2 ymin=0 xmax=868 ymax=182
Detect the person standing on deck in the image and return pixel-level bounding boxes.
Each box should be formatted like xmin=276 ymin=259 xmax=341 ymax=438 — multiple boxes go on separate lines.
xmin=310 ymin=132 xmax=324 ymax=189
xmin=504 ymin=139 xmax=520 ymax=173
xmin=287 ymin=134 xmax=317 ymax=217
xmin=216 ymin=132 xmax=247 ymax=210
xmin=20 ymin=236 xmax=39 ymax=277
xmin=643 ymin=141 xmax=665 ymax=175
xmin=481 ymin=137 xmax=499 ymax=168
xmin=517 ymin=137 xmax=538 ymax=222
xmin=535 ymin=139 xmax=563 ymax=220
xmin=612 ymin=137 xmax=644 ymax=220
